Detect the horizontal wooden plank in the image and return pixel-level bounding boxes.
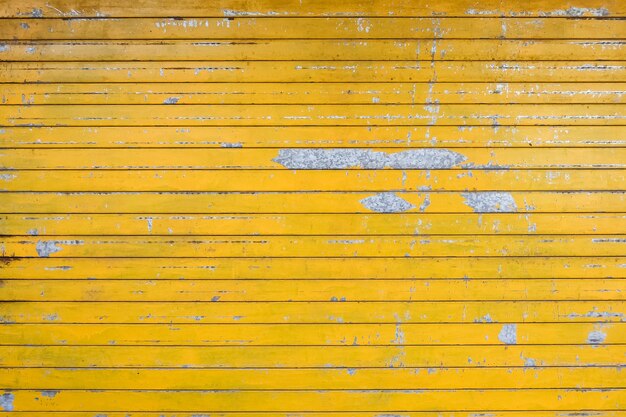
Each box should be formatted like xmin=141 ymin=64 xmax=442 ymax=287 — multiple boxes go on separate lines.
xmin=6 ymin=82 xmax=625 ymax=105
xmin=3 ymin=61 xmax=625 ymax=83
xmin=1 ymin=170 xmax=624 ymax=191
xmin=2 ymin=410 xmax=626 ymax=417
xmin=3 ymin=0 xmax=624 ymax=18
xmin=2 ymin=257 xmax=624 ymax=280
xmin=3 ymin=39 xmax=625 ymax=61
xmin=2 ymin=322 xmax=624 ymax=345
xmin=5 ymin=148 xmax=626 ymax=170
xmin=3 ymin=279 xmax=625 ymax=301
xmin=0 ymin=413 xmax=622 ymax=417
xmin=3 ymin=192 xmax=625 ymax=214
xmin=3 ymin=18 xmax=626 ymax=40
xmin=2 ymin=301 xmax=624 ymax=324
xmin=4 ymin=235 xmax=625 ymax=258
xmin=3 ymin=104 xmax=624 ymax=127
xmin=2 ymin=367 xmax=624 ymax=390
xmin=2 ymin=345 xmax=622 ymax=368
xmin=2 ymin=126 xmax=624 ymax=148
xmin=3 ymin=213 xmax=624 ymax=235
xmin=1 ymin=389 xmax=625 ymax=411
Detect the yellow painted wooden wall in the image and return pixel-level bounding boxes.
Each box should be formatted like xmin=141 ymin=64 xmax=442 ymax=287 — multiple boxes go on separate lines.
xmin=0 ymin=0 xmax=625 ymax=414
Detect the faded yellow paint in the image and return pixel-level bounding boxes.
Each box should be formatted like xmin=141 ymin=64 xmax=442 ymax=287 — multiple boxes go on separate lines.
xmin=1 ymin=0 xmax=625 ymax=414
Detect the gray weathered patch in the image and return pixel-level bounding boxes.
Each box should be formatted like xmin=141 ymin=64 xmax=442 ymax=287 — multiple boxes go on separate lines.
xmin=0 ymin=393 xmax=13 ymax=411
xmin=552 ymin=7 xmax=610 ymax=16
xmin=474 ymin=313 xmax=494 ymax=323
xmin=36 ymin=240 xmax=63 ymax=257
xmin=360 ymin=193 xmax=414 ymax=213
xmin=31 ymin=8 xmax=43 ymax=17
xmin=461 ymin=192 xmax=517 ymax=212
xmin=35 ymin=240 xmax=83 ymax=257
xmin=220 ymin=142 xmax=243 ymax=148
xmin=498 ymin=324 xmax=517 ymax=345
xmin=41 ymin=390 xmax=58 ymax=398
xmin=587 ymin=330 xmax=607 ymax=344
xmin=163 ymin=97 xmax=180 ymax=104
xmin=273 ymin=149 xmax=466 ymax=169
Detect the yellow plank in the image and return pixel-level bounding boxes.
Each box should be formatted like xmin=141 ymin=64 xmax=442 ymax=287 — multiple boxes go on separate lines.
xmin=2 ymin=257 xmax=624 ymax=280
xmin=1 ymin=170 xmax=623 ymax=191
xmin=6 ymin=82 xmax=625 ymax=105
xmin=1 ymin=389 xmax=624 ymax=411
xmin=2 ymin=322 xmax=625 ymax=345
xmin=3 ymin=191 xmax=624 ymax=213
xmin=0 ymin=411 xmax=594 ymax=417
xmin=2 ymin=345 xmax=622 ymax=368
xmin=4 ymin=235 xmax=625 ymax=258
xmin=3 ymin=39 xmax=625 ymax=61
xmin=2 ymin=126 xmax=624 ymax=148
xmin=5 ymin=148 xmax=626 ymax=169
xmin=2 ymin=279 xmax=625 ymax=301
xmin=3 ymin=213 xmax=624 ymax=235
xmin=0 ymin=409 xmax=617 ymax=415
xmin=3 ymin=61 xmax=625 ymax=83
xmin=2 ymin=301 xmax=624 ymax=324
xmin=3 ymin=17 xmax=625 ymax=40
xmin=2 ymin=367 xmax=624 ymax=390
xmin=3 ymin=0 xmax=624 ymax=17
xmin=3 ymin=104 xmax=624 ymax=126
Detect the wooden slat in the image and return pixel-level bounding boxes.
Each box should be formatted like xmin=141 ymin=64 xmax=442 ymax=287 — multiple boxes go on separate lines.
xmin=2 ymin=170 xmax=623 ymax=191
xmin=3 ymin=257 xmax=624 ymax=280
xmin=3 ymin=61 xmax=624 ymax=83
xmin=0 ymin=413 xmax=623 ymax=417
xmin=2 ymin=126 xmax=624 ymax=148
xmin=3 ymin=39 xmax=625 ymax=61
xmin=3 ymin=213 xmax=624 ymax=235
xmin=2 ymin=104 xmax=624 ymax=126
xmin=5 ymin=82 xmax=625 ymax=105
xmin=3 ymin=279 xmax=625 ymax=300
xmin=3 ymin=18 xmax=625 ymax=40
xmin=4 ymin=235 xmax=626 ymax=258
xmin=1 ymin=389 xmax=625 ymax=411
xmin=2 ymin=322 xmax=625 ymax=345
xmin=2 ymin=345 xmax=622 ymax=368
xmin=4 ymin=148 xmax=626 ymax=169
xmin=2 ymin=410 xmax=626 ymax=417
xmin=2 ymin=0 xmax=625 ymax=18
xmin=2 ymin=301 xmax=624 ymax=324
xmin=3 ymin=192 xmax=625 ymax=213
xmin=2 ymin=367 xmax=624 ymax=389
xmin=0 ymin=126 xmax=626 ymax=148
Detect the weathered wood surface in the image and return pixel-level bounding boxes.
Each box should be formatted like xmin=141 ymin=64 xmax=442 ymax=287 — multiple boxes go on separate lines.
xmin=0 ymin=0 xmax=625 ymax=414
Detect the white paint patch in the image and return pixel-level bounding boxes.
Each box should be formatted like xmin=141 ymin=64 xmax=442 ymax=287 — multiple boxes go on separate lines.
xmin=273 ymin=149 xmax=466 ymax=169
xmin=498 ymin=324 xmax=517 ymax=344
xmin=360 ymin=193 xmax=414 ymax=213
xmin=461 ymin=192 xmax=517 ymax=213
xmin=0 ymin=393 xmax=13 ymax=411
xmin=163 ymin=97 xmax=180 ymax=104
xmin=587 ymin=330 xmax=607 ymax=344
